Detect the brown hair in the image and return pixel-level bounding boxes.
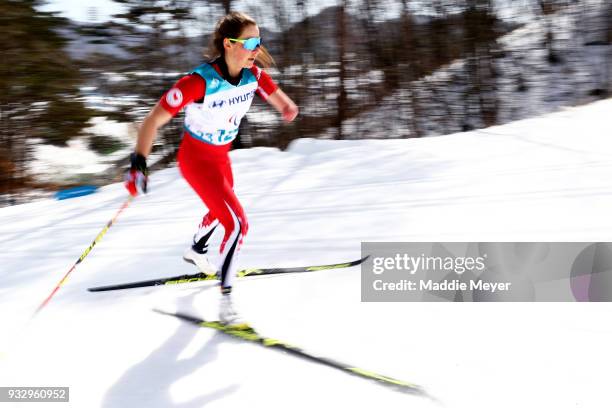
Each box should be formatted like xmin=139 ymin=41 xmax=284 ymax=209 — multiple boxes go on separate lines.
xmin=206 ymin=11 xmax=275 ymax=68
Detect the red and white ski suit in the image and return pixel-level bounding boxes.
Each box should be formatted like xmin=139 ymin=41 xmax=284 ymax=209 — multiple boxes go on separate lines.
xmin=159 ymin=60 xmax=278 ymax=290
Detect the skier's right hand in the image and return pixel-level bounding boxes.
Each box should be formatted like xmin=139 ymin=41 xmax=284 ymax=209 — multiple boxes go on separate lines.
xmin=125 ymin=153 xmax=148 ymax=196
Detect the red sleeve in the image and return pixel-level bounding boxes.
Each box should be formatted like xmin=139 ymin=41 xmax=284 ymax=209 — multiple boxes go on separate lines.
xmin=159 ymin=74 xmax=206 ymax=116
xmin=250 ymin=66 xmax=278 ymax=101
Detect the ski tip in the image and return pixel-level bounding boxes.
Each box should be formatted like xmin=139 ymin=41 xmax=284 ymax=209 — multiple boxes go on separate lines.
xmin=88 ymin=284 xmax=121 ymax=292
xmin=87 ymin=286 xmax=115 ymax=292
xmin=152 ymin=308 xmax=176 ymax=318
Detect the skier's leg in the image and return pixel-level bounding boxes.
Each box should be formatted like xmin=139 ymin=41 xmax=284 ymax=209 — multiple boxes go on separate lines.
xmin=179 ymin=156 xmax=244 ymax=277
xmin=221 ymin=157 xmax=234 ymax=188
xmin=217 ymin=207 xmax=242 ymax=292
xmin=220 ymin=161 xmax=248 ymax=240
xmin=192 ymin=217 xmax=219 ymax=254
xmin=178 ymin=146 xmax=247 ymax=326
xmin=192 ymin=187 xmax=246 ymax=326
xmin=217 ymin=207 xmax=246 ymax=327
xmin=178 ymin=151 xmax=226 ymax=274
xmin=182 ymin=217 xmax=219 ymax=274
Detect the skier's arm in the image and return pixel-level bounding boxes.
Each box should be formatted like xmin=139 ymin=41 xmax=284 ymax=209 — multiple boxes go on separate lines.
xmin=135 ymin=103 xmax=173 ymax=157
xmin=266 ymin=89 xmax=299 ymax=123
xmin=127 ymin=103 xmax=171 ymax=196
xmin=252 ymin=67 xmax=298 ymax=123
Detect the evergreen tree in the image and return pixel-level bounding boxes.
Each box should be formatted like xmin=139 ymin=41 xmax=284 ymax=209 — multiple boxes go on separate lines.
xmin=0 ymin=0 xmax=95 ymax=198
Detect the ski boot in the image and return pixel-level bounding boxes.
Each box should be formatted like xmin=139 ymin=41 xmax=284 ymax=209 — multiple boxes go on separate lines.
xmin=219 ymin=293 xmax=249 ymax=330
xmin=183 ymin=246 xmax=217 ymax=276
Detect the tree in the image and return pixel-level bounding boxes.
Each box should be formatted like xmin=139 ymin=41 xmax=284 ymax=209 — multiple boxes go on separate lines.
xmin=336 ymin=0 xmax=348 ymax=140
xmin=112 ymin=0 xmax=196 ymax=70
xmin=0 ymin=0 xmax=95 ymax=200
xmin=400 ymin=0 xmax=423 ymax=137
xmin=462 ymin=0 xmax=499 ymax=129
xmin=537 ymin=0 xmax=562 ymax=64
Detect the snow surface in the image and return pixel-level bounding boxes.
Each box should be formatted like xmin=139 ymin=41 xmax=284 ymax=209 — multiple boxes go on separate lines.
xmin=2 ymin=98 xmax=612 ymax=407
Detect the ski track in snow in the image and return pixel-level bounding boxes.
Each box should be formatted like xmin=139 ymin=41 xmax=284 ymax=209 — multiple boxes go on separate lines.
xmin=1 ymin=99 xmax=612 ymax=407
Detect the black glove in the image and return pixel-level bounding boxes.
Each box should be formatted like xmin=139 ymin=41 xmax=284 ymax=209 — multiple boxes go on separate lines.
xmin=125 ymin=153 xmax=148 ymax=196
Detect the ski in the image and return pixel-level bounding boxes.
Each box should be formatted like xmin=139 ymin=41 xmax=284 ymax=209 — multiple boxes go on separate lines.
xmin=88 ymin=256 xmax=369 ymax=292
xmin=153 ymin=309 xmax=424 ymax=396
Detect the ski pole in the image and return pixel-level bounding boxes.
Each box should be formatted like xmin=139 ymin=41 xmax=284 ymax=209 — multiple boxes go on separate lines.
xmin=33 ymin=195 xmax=134 ymax=316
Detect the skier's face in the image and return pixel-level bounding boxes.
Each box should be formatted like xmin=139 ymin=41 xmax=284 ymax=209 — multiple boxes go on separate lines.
xmin=225 ymin=24 xmax=261 ymax=69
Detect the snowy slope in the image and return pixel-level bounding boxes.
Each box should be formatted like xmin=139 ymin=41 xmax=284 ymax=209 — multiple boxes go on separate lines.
xmin=2 ymin=99 xmax=612 ymax=407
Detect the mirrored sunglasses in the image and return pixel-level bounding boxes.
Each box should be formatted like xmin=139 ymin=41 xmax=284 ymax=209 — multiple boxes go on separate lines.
xmin=228 ymin=37 xmax=261 ymax=51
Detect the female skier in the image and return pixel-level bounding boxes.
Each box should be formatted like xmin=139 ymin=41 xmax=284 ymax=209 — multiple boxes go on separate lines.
xmin=125 ymin=12 xmax=299 ymax=326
